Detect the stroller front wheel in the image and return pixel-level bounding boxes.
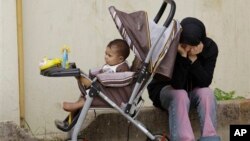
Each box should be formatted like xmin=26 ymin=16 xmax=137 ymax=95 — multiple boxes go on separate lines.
xmin=146 ymin=134 xmax=170 ymax=141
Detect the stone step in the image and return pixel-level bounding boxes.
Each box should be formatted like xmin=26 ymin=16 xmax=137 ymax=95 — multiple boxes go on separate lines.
xmin=1 ymin=99 xmax=249 ymax=141
xmin=77 ymin=99 xmax=250 ymax=141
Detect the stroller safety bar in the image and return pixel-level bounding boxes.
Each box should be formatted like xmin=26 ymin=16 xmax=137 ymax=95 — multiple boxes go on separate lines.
xmin=154 ymin=0 xmax=176 ymax=28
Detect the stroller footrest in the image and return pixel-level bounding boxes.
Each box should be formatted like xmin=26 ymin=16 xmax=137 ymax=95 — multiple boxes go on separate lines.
xmin=55 ymin=110 xmax=80 ymax=132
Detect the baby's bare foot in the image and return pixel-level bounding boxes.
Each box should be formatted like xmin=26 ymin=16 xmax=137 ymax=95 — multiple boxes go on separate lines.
xmin=63 ymin=102 xmax=77 ymax=112
xmin=62 ymin=99 xmax=85 ymax=112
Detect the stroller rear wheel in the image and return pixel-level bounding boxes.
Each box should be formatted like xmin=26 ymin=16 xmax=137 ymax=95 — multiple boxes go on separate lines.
xmin=146 ymin=134 xmax=170 ymax=141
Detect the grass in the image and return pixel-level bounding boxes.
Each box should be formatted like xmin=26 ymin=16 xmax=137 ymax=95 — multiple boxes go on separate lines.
xmin=214 ymin=88 xmax=245 ymax=101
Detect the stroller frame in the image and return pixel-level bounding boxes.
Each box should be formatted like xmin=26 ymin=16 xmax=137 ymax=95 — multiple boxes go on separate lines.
xmin=71 ymin=1 xmax=177 ymax=141
xmin=40 ymin=0 xmax=179 ymax=140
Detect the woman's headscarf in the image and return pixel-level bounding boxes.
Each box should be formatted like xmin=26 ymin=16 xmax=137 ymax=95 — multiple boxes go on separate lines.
xmin=179 ymin=17 xmax=206 ymax=46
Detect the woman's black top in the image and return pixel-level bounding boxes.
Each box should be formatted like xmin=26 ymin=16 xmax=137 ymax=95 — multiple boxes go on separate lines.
xmin=147 ymin=37 xmax=218 ymax=108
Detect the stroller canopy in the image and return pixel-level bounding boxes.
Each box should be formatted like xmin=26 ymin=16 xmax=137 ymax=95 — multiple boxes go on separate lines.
xmin=109 ymin=6 xmax=181 ymax=79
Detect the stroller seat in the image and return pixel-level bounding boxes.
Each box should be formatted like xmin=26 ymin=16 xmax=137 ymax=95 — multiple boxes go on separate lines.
xmin=53 ymin=57 xmax=142 ymax=132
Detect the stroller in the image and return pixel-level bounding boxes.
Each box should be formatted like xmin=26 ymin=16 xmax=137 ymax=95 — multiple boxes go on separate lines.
xmin=41 ymin=0 xmax=181 ymax=140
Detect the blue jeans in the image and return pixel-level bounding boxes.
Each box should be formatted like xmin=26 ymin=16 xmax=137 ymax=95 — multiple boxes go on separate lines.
xmin=160 ymin=86 xmax=221 ymax=141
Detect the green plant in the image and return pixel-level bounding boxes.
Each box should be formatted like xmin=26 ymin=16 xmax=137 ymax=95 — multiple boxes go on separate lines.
xmin=214 ymin=88 xmax=245 ymax=101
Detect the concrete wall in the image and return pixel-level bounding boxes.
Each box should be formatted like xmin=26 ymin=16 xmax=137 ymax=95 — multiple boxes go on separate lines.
xmin=0 ymin=0 xmax=20 ymax=124
xmin=0 ymin=0 xmax=250 ymax=138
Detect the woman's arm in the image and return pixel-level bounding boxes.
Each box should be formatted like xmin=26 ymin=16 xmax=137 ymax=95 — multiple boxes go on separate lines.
xmin=170 ymin=53 xmax=191 ymax=89
xmin=189 ymin=40 xmax=218 ymax=87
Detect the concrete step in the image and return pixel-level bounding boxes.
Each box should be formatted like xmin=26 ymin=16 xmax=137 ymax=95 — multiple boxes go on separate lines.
xmin=1 ymin=99 xmax=249 ymax=141
xmin=77 ymin=99 xmax=250 ymax=141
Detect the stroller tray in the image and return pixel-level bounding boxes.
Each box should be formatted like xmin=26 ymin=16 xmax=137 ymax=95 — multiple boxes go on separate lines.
xmin=40 ymin=63 xmax=81 ymax=77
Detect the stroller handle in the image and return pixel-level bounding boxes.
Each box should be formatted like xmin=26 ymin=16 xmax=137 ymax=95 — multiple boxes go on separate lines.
xmin=154 ymin=0 xmax=176 ymax=28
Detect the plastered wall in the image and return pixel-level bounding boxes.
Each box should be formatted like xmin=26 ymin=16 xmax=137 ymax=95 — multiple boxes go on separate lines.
xmin=0 ymin=0 xmax=249 ymax=136
xmin=0 ymin=0 xmax=19 ymax=124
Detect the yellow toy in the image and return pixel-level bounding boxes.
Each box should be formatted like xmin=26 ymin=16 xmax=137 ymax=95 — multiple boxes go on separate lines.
xmin=39 ymin=57 xmax=62 ymax=71
xmin=39 ymin=45 xmax=71 ymax=71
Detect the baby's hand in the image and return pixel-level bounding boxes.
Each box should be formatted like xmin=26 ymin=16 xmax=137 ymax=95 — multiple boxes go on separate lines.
xmin=75 ymin=76 xmax=81 ymax=80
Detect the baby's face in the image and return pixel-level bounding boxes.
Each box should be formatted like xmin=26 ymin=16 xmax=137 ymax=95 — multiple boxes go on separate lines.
xmin=105 ymin=46 xmax=123 ymax=66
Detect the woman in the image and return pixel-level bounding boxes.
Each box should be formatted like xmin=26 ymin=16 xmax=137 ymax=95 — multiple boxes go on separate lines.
xmin=147 ymin=17 xmax=221 ymax=141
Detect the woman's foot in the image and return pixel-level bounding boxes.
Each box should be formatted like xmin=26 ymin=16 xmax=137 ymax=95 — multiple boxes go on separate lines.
xmin=63 ymin=97 xmax=84 ymax=112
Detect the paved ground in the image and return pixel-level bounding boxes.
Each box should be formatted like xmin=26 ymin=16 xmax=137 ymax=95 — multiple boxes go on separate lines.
xmin=0 ymin=121 xmax=41 ymax=141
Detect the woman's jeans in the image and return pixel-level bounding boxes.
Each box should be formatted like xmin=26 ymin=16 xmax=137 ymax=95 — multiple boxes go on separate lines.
xmin=160 ymin=86 xmax=221 ymax=141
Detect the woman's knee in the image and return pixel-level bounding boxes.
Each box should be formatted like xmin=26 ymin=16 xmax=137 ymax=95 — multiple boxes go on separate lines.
xmin=194 ymin=87 xmax=214 ymax=98
xmin=173 ymin=89 xmax=190 ymax=102
xmin=192 ymin=87 xmax=216 ymax=106
xmin=195 ymin=87 xmax=213 ymax=93
xmin=160 ymin=87 xmax=190 ymax=104
xmin=160 ymin=87 xmax=190 ymax=108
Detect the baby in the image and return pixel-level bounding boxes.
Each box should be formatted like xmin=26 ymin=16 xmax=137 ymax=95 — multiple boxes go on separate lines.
xmin=63 ymin=39 xmax=130 ymax=112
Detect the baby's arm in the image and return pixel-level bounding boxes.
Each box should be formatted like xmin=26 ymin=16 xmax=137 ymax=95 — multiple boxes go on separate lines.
xmin=78 ymin=77 xmax=91 ymax=88
xmin=89 ymin=66 xmax=103 ymax=79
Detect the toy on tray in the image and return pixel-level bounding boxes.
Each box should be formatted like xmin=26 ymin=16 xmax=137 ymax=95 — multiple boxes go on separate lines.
xmin=39 ymin=57 xmax=62 ymax=71
xmin=61 ymin=45 xmax=71 ymax=69
xmin=39 ymin=45 xmax=71 ymax=71
xmin=39 ymin=46 xmax=81 ymax=77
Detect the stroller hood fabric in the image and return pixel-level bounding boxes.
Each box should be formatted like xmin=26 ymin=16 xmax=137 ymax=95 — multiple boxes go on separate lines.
xmin=109 ymin=6 xmax=150 ymax=61
xmin=109 ymin=6 xmax=181 ymax=79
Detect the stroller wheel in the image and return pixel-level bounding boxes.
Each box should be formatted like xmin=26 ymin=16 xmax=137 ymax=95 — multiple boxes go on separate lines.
xmin=146 ymin=134 xmax=170 ymax=141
